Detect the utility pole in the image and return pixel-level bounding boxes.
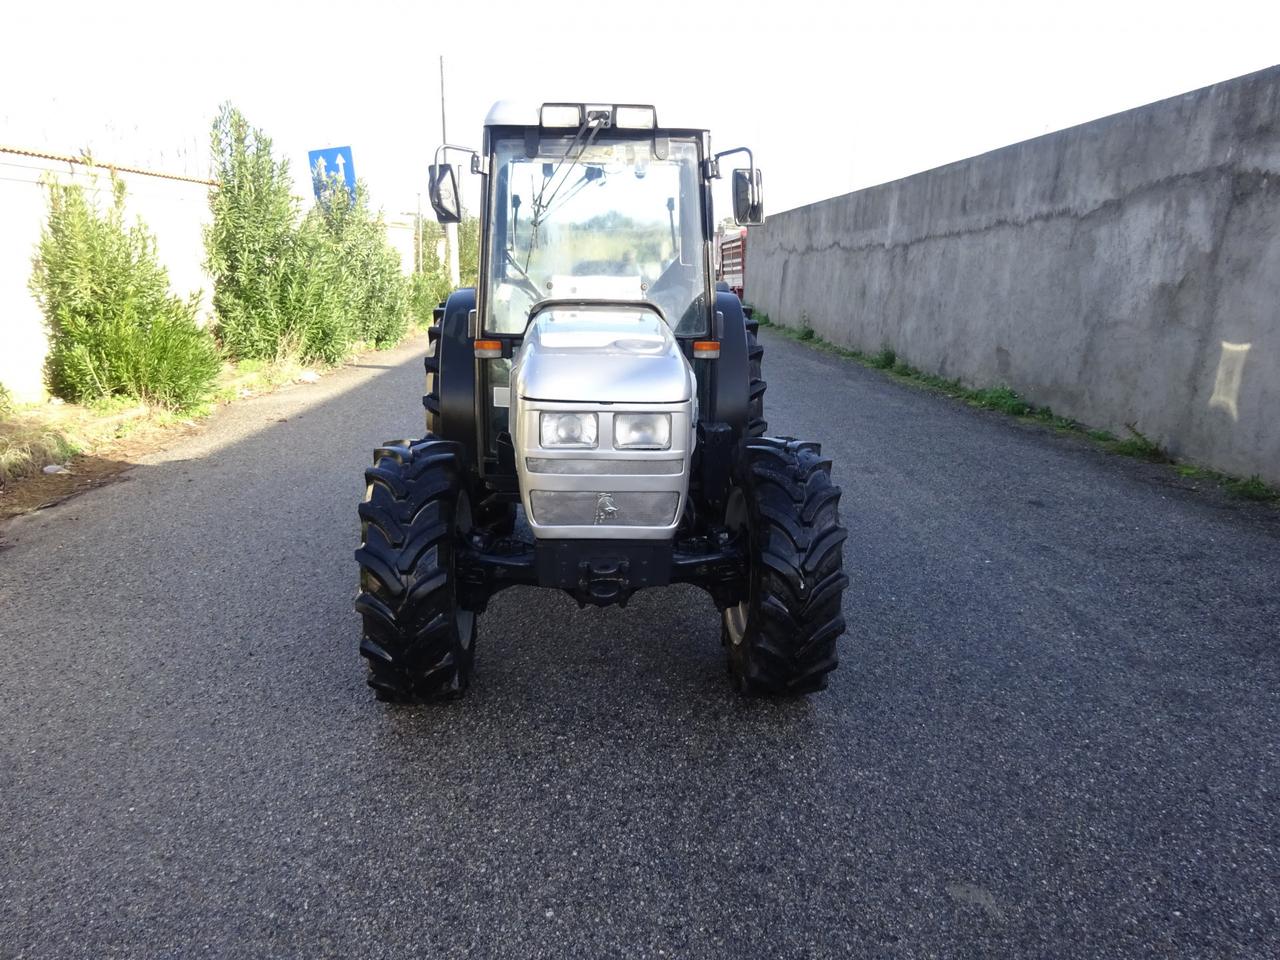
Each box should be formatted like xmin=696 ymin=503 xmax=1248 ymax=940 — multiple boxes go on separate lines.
xmin=441 ymin=55 xmax=460 ymax=289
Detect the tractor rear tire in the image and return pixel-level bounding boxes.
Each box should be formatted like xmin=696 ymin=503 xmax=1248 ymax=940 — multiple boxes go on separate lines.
xmin=354 ymin=439 xmax=478 ymax=702
xmin=722 ymin=437 xmax=848 ymax=695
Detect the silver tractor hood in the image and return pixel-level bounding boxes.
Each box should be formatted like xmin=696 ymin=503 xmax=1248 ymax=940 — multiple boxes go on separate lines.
xmin=513 ymin=307 xmax=693 ymax=404
xmin=510 ymin=305 xmax=697 ymax=540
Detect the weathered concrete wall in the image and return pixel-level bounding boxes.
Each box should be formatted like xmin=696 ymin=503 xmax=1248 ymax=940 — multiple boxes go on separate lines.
xmin=748 ymin=66 xmax=1280 ymax=485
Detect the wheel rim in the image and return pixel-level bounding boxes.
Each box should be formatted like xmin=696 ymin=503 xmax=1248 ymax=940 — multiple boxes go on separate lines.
xmin=723 ymin=487 xmax=750 ymax=646
xmin=455 ymin=490 xmax=476 ymax=649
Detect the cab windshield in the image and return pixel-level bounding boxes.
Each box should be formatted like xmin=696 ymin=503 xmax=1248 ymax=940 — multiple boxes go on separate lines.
xmin=485 ymin=134 xmax=708 ymax=336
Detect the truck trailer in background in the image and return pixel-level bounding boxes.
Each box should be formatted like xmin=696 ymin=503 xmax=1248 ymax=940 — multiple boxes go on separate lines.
xmin=716 ymin=227 xmax=747 ymax=299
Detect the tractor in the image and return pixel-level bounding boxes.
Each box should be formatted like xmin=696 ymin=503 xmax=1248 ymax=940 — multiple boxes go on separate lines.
xmin=354 ymin=102 xmax=847 ymax=701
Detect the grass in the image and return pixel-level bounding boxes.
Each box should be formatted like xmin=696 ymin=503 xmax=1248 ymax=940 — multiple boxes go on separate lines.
xmin=751 ymin=309 xmax=1279 ymax=506
xmin=970 ymin=386 xmax=1031 ymax=416
xmin=1223 ymin=474 xmax=1279 ymax=502
xmin=1108 ymin=424 xmax=1172 ymax=462
xmin=0 ymin=412 xmax=82 ymax=488
xmin=1176 ymin=465 xmax=1279 ymax=503
xmin=870 ymin=347 xmax=897 ymax=369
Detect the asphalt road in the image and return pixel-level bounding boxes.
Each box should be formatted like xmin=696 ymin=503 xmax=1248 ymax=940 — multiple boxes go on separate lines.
xmin=2 ymin=330 xmax=1278 ymax=959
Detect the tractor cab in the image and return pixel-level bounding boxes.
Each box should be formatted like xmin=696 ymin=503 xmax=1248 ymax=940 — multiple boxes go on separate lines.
xmin=426 ymin=102 xmax=765 ymax=490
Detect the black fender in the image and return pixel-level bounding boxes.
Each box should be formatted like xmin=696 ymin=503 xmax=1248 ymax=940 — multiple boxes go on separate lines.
xmin=423 ymin=287 xmax=478 ymax=465
xmin=695 ymin=291 xmax=753 ymax=511
xmin=711 ymin=290 xmax=750 ymax=441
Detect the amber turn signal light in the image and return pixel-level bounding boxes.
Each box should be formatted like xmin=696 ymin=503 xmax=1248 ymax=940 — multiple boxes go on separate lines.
xmin=473 ymin=339 xmax=503 ymax=359
xmin=692 ymin=340 xmax=720 ymax=359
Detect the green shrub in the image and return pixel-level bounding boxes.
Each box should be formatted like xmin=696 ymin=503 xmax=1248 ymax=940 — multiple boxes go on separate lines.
xmin=205 ymin=104 xmax=302 ymax=361
xmin=206 ymin=104 xmax=413 ymax=363
xmin=30 ymin=175 xmax=220 ymax=410
xmin=459 ymin=214 xmax=481 ymax=288
xmin=310 ymin=185 xmax=410 ymax=349
xmin=411 ymin=271 xmax=450 ymax=326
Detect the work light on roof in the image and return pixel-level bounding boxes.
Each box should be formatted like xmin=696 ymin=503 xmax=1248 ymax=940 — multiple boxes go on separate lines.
xmin=537 ymin=103 xmax=659 ymax=130
xmin=539 ymin=104 xmax=584 ymax=128
xmin=613 ymin=105 xmax=657 ymax=129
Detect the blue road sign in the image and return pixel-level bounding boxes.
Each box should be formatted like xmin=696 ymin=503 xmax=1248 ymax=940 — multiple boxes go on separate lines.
xmin=308 ymin=146 xmax=355 ymax=202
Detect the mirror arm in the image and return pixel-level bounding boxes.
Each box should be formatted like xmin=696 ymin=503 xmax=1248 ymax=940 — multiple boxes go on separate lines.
xmin=708 ymin=146 xmax=755 ymax=181
xmin=434 ymin=143 xmax=487 ymax=176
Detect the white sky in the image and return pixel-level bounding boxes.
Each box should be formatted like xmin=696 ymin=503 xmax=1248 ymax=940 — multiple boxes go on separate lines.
xmin=2 ymin=0 xmax=1277 ymax=219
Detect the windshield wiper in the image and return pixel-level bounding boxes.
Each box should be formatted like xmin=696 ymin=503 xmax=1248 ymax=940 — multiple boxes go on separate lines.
xmin=538 ymin=167 xmax=604 ymax=222
xmin=504 ymin=248 xmax=541 ymax=297
xmin=524 ymin=114 xmax=606 ymax=268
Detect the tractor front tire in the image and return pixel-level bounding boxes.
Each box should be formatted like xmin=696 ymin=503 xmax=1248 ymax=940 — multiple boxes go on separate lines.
xmin=723 ymin=438 xmax=848 ymax=695
xmin=354 ymin=438 xmax=478 ymax=702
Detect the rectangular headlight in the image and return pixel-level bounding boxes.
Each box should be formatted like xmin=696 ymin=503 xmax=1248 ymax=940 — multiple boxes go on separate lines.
xmin=540 ymin=412 xmax=598 ymax=448
xmin=614 ymin=413 xmax=671 ymax=450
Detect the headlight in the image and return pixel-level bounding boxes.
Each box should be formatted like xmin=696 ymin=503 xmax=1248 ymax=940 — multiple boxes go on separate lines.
xmin=540 ymin=412 xmax=598 ymax=448
xmin=614 ymin=413 xmax=671 ymax=450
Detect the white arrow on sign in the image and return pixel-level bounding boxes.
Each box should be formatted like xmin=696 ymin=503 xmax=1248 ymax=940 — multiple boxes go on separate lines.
xmin=335 ymin=153 xmax=346 ymax=180
xmin=314 ymin=156 xmax=328 ymax=178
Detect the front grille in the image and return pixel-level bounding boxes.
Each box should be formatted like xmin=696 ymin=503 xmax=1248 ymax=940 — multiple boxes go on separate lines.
xmin=526 ymin=458 xmax=683 ymax=476
xmin=529 ymin=490 xmax=679 ymax=527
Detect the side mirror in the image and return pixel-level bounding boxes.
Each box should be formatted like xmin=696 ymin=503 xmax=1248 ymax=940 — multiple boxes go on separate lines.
xmin=428 ymin=163 xmax=461 ymax=224
xmin=732 ymin=168 xmax=764 ymax=225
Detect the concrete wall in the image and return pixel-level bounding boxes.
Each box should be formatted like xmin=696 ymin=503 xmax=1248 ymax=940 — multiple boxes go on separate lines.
xmin=748 ymin=66 xmax=1280 ymax=486
xmin=383 ymin=216 xmax=418 ymax=277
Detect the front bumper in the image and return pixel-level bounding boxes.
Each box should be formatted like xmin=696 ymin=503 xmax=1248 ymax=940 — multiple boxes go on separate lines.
xmin=458 ymin=534 xmax=746 ymax=609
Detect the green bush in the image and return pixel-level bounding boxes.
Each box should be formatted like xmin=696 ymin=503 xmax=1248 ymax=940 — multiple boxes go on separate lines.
xmin=205 ymin=104 xmax=301 ymax=361
xmin=410 ymin=271 xmax=450 ymax=326
xmin=205 ymin=104 xmax=413 ymax=363
xmin=458 ymin=214 xmax=480 ymax=287
xmin=310 ymin=184 xmax=410 ymax=349
xmin=30 ymin=175 xmax=220 ymax=410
